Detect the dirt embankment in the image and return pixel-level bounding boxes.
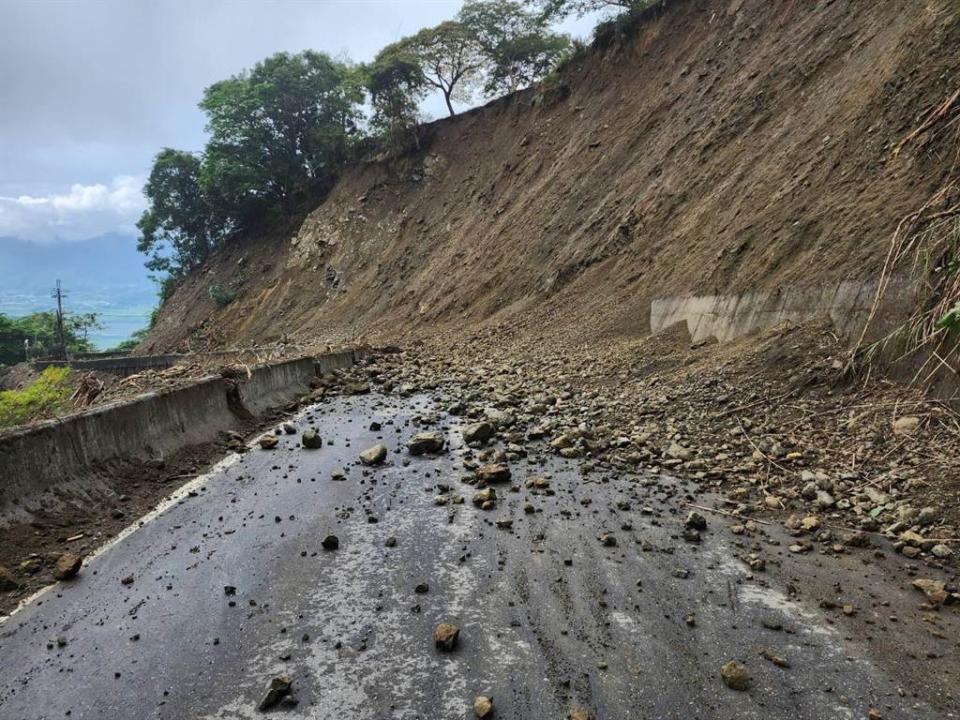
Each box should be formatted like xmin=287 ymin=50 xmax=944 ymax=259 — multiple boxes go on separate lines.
xmin=145 ymin=0 xmax=960 ymax=354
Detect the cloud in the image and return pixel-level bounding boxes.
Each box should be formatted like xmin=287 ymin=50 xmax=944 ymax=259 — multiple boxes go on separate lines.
xmin=0 ymin=175 xmax=146 ymax=242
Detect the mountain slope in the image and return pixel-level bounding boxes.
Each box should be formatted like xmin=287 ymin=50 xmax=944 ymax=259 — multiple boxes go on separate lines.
xmin=145 ymin=0 xmax=960 ymax=353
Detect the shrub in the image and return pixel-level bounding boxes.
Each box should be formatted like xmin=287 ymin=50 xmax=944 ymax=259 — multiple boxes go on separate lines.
xmin=209 ymin=283 xmax=239 ymax=307
xmin=0 ymin=366 xmax=73 ymax=428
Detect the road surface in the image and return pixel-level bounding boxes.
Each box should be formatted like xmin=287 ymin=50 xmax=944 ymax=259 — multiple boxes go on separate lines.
xmin=0 ymin=392 xmax=956 ymax=719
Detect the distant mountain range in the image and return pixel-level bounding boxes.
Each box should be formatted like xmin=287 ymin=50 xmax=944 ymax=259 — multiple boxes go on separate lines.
xmin=0 ymin=234 xmax=158 ymax=349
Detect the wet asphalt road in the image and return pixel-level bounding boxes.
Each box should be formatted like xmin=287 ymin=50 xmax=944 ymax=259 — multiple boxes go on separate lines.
xmin=0 ymin=392 xmax=955 ymax=720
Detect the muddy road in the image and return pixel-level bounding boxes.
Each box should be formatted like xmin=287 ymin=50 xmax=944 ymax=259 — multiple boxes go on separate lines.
xmin=0 ymin=393 xmax=956 ymax=719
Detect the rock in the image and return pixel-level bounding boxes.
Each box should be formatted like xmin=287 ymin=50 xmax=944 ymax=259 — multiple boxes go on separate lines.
xmin=569 ymin=708 xmax=591 ymax=720
xmin=720 ymin=660 xmax=750 ymax=691
xmin=321 ymin=534 xmax=340 ymax=551
xmin=899 ymin=530 xmax=924 ymax=547
xmin=476 ymin=463 xmax=511 ymax=484
xmin=931 ymin=543 xmax=953 ymax=559
xmin=302 ymin=428 xmax=323 ymax=449
xmin=473 ymin=487 xmax=496 ymax=509
xmin=282 ymin=422 xmax=297 ymax=434
xmin=385 ymin=536 xmax=398 ymax=547
xmin=463 ymin=422 xmax=495 ymax=444
xmin=892 ymin=416 xmax=920 ymax=435
xmin=0 ymin=566 xmax=19 ymax=592
xmin=258 ymin=675 xmax=292 ymax=711
xmin=407 ymin=431 xmax=445 ymax=455
xmin=599 ymin=533 xmax=617 ymax=547
xmin=359 ymin=443 xmax=388 ymax=466
xmin=800 ymin=515 xmax=821 ymax=532
xmin=53 ymin=553 xmax=82 ymax=581
xmin=912 ymin=578 xmax=949 ymax=605
xmin=666 ymin=442 xmax=693 ymax=461
xmin=759 ymin=648 xmax=790 ymax=668
xmin=259 ymin=435 xmax=279 ymax=449
xmin=474 ymin=696 xmax=493 ymax=718
xmin=495 ymin=519 xmax=513 ymax=530
xmin=815 ymin=490 xmax=835 ymax=509
xmin=121 ymin=574 xmax=134 ymax=585
xmin=685 ymin=511 xmax=707 ymax=531
xmin=433 ymin=622 xmax=460 ymax=650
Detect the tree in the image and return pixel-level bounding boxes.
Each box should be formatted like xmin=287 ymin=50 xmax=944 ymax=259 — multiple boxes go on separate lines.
xmin=0 ymin=312 xmax=99 ymax=365
xmin=394 ymin=22 xmax=483 ymax=117
xmin=536 ymin=0 xmax=653 ymax=20
xmin=137 ymin=148 xmax=222 ymax=284
xmin=199 ymin=50 xmax=363 ymax=218
xmin=459 ymin=0 xmax=571 ymax=96
xmin=364 ymin=48 xmax=428 ymax=151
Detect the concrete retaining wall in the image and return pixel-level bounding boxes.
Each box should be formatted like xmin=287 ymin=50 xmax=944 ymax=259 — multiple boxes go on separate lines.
xmin=0 ymin=351 xmax=358 ymax=515
xmin=649 ymin=279 xmax=916 ymax=344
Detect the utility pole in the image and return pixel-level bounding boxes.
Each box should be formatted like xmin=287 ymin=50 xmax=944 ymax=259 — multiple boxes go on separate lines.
xmin=52 ymin=280 xmax=67 ymax=361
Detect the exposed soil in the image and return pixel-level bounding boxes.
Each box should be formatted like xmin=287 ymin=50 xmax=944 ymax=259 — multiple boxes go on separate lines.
xmin=143 ymin=0 xmax=960 ymax=355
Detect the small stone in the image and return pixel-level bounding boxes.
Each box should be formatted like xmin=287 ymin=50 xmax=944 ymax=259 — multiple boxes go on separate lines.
xmin=359 ymin=443 xmax=388 ymax=466
xmin=495 ymin=519 xmax=513 ymax=530
xmin=569 ymin=708 xmax=591 ymax=720
xmin=120 ymin=574 xmax=134 ymax=586
xmin=53 ymin=553 xmax=82 ymax=581
xmin=476 ymin=463 xmax=511 ymax=484
xmin=258 ymin=675 xmax=292 ymax=711
xmin=931 ymin=543 xmax=952 ymax=559
xmin=473 ymin=695 xmax=493 ymax=718
xmin=473 ymin=487 xmax=496 ymax=508
xmin=407 ymin=431 xmax=445 ymax=455
xmin=433 ymin=622 xmax=460 ymax=650
xmin=599 ymin=533 xmax=617 ymax=547
xmin=463 ymin=422 xmax=495 ymax=444
xmin=384 ymin=536 xmax=398 ymax=547
xmin=720 ymin=660 xmax=750 ymax=690
xmin=302 ymin=429 xmax=323 ymax=449
xmin=322 ymin=534 xmax=340 ymax=551
xmin=259 ymin=435 xmax=279 ymax=449
xmin=685 ymin=511 xmax=707 ymax=531
xmin=912 ymin=578 xmax=949 ymax=605
xmin=892 ymin=416 xmax=920 ymax=435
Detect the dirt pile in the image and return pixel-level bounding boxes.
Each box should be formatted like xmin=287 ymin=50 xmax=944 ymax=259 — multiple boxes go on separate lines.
xmin=145 ymin=0 xmax=960 ymax=355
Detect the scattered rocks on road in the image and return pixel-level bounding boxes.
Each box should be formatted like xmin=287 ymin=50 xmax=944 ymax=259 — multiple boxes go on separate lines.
xmin=258 ymin=435 xmax=279 ymax=450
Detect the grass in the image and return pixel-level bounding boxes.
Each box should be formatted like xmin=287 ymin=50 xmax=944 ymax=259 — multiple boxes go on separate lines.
xmin=0 ymin=366 xmax=73 ymax=429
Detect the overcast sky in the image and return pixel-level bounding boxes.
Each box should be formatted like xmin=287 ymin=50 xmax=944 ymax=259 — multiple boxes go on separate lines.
xmin=0 ymin=0 xmax=596 ymax=243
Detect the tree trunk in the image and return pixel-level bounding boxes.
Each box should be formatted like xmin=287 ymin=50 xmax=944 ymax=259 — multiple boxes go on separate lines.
xmin=443 ymin=89 xmax=455 ymax=117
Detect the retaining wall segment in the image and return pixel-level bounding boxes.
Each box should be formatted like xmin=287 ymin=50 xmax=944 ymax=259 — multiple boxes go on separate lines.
xmin=0 ymin=351 xmax=358 ymax=514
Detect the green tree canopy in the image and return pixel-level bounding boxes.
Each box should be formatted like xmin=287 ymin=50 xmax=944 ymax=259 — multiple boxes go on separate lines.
xmin=364 ymin=48 xmax=428 ymax=151
xmin=459 ymin=0 xmax=571 ymax=95
xmin=199 ymin=50 xmax=364 ymax=218
xmin=137 ymin=148 xmax=222 ymax=283
xmin=536 ymin=0 xmax=652 ymax=20
xmin=393 ymin=22 xmax=484 ymax=117
xmin=0 ymin=312 xmax=100 ymax=366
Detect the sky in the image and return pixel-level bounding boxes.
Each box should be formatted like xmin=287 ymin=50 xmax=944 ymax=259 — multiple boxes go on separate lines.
xmin=0 ymin=0 xmax=598 ymax=244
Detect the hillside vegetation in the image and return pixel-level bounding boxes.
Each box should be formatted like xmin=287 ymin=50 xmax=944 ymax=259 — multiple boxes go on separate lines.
xmin=144 ymin=0 xmax=960 ymax=359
